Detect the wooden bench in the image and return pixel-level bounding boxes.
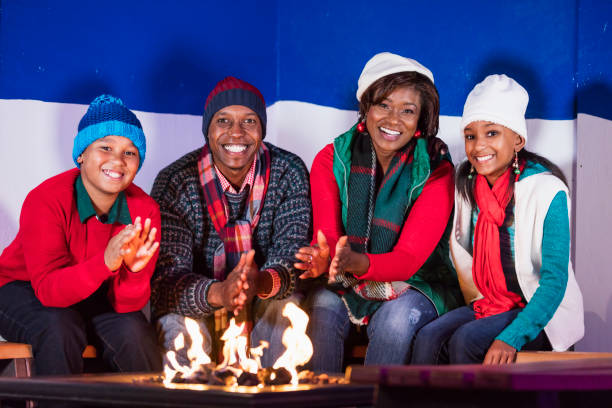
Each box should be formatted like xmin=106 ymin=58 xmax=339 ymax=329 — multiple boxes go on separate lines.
xmin=0 ymin=342 xmax=97 ymax=377
xmin=348 ymin=349 xmax=612 ymax=365
xmin=515 ymin=351 xmax=612 ymax=363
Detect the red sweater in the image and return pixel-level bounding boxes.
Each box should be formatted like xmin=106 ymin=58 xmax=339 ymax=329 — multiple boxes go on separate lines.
xmin=0 ymin=168 xmax=160 ymax=313
xmin=310 ymin=143 xmax=454 ymax=281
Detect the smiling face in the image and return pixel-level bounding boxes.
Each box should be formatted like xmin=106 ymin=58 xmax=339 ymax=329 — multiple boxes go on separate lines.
xmin=207 ymin=105 xmax=263 ymax=188
xmin=77 ymin=135 xmax=140 ymax=213
xmin=464 ymin=121 xmax=525 ymax=185
xmin=365 ymin=86 xmax=422 ymax=169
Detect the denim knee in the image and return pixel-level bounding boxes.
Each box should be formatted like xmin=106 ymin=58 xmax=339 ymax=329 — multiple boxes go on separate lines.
xmin=368 ymin=290 xmax=437 ymax=339
xmin=29 ymin=308 xmax=86 ymax=352
xmin=252 ymin=295 xmax=303 ymax=367
xmin=448 ymin=324 xmax=484 ymax=364
xmin=157 ymin=313 xmax=212 ymax=367
xmin=306 ymin=287 xmax=349 ymax=336
xmin=365 ymin=290 xmax=437 ymax=365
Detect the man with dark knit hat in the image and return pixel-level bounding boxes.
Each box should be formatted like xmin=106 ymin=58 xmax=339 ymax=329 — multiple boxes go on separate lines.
xmin=0 ymin=95 xmax=163 ymax=375
xmin=151 ymin=77 xmax=311 ymax=367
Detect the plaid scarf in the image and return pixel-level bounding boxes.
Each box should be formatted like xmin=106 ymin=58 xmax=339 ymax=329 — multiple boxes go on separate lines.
xmin=198 ymin=143 xmax=270 ymax=353
xmin=334 ymin=130 xmax=431 ymax=324
xmin=198 ymin=144 xmax=270 ymax=280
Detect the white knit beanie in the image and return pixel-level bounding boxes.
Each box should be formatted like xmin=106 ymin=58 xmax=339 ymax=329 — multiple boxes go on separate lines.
xmin=356 ymin=52 xmax=434 ymax=101
xmin=461 ymin=74 xmax=529 ymax=141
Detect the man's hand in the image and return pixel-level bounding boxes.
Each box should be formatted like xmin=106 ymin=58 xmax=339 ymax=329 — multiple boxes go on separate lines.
xmin=483 ymin=339 xmax=517 ymax=365
xmin=207 ymin=253 xmax=250 ymax=315
xmin=295 ymin=230 xmax=331 ymax=279
xmin=121 ymin=217 xmax=160 ymax=272
xmin=240 ymin=250 xmax=260 ymax=303
xmin=328 ymin=235 xmax=369 ymax=282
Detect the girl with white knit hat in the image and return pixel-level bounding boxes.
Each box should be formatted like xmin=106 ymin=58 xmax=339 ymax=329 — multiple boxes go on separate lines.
xmin=411 ymin=74 xmax=584 ymax=365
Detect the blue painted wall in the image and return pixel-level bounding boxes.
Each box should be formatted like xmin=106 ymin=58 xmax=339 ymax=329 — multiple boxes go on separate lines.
xmin=576 ymin=0 xmax=612 ymax=119
xmin=0 ymin=1 xmax=610 ymax=119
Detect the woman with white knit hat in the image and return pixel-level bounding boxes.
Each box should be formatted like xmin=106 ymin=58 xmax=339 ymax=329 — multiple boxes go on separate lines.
xmin=411 ymin=74 xmax=584 ymax=365
xmin=294 ymin=52 xmax=463 ymax=372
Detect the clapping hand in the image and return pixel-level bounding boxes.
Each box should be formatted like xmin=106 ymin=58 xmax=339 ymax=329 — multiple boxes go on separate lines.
xmin=329 ymin=235 xmax=369 ymax=281
xmin=120 ymin=217 xmax=160 ymax=272
xmin=295 ymin=230 xmax=331 ymax=280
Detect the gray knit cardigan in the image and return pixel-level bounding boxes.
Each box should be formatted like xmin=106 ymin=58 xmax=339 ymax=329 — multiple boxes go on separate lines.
xmin=150 ymin=143 xmax=312 ymax=320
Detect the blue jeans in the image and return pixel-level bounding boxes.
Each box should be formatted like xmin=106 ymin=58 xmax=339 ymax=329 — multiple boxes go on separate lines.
xmin=411 ymin=305 xmax=551 ymax=364
xmin=0 ymin=281 xmax=162 ymax=375
xmin=305 ymin=286 xmax=437 ymax=373
xmin=158 ymin=294 xmax=302 ymax=369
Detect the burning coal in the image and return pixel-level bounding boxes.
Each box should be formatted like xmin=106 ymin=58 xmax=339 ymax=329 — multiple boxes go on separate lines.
xmin=162 ymin=302 xmax=340 ymax=387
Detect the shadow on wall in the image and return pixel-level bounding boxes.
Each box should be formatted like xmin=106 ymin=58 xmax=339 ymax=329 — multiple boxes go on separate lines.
xmin=0 ymin=203 xmax=18 ymax=250
xmin=581 ymin=295 xmax=612 ymax=352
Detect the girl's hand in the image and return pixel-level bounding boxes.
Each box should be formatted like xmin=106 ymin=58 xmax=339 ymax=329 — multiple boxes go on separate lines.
xmin=483 ymin=340 xmax=516 ymax=365
xmin=329 ymin=236 xmax=369 ymax=283
xmin=121 ymin=217 xmax=160 ymax=273
xmin=295 ymin=230 xmax=331 ymax=279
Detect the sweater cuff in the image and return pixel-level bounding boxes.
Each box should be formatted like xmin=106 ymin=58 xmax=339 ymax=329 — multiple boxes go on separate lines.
xmin=196 ymin=279 xmax=222 ymax=315
xmin=119 ymin=263 xmax=149 ymax=278
xmin=257 ymin=269 xmax=281 ymax=299
xmin=94 ymin=252 xmax=119 ymax=277
xmin=495 ymin=331 xmax=528 ymax=351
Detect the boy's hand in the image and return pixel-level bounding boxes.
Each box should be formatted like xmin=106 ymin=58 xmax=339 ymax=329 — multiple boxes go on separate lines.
xmin=295 ymin=230 xmax=331 ymax=279
xmin=104 ymin=225 xmax=137 ymax=271
xmin=121 ymin=217 xmax=160 ymax=273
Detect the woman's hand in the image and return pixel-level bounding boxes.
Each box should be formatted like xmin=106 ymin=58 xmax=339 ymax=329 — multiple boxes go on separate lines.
xmin=295 ymin=230 xmax=331 ymax=279
xmin=121 ymin=217 xmax=160 ymax=272
xmin=329 ymin=236 xmax=369 ymax=282
xmin=483 ymin=340 xmax=517 ymax=365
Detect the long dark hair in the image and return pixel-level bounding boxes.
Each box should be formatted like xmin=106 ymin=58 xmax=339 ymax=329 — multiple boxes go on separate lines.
xmin=358 ymin=71 xmax=440 ymax=140
xmin=456 ymin=149 xmax=569 ymax=207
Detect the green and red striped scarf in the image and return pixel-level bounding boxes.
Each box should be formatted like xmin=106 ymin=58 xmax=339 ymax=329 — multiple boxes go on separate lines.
xmin=332 ymin=127 xmax=432 ymax=324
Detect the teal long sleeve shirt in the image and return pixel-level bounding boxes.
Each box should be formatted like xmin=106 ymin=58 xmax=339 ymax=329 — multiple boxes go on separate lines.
xmin=494 ymin=190 xmax=569 ymax=350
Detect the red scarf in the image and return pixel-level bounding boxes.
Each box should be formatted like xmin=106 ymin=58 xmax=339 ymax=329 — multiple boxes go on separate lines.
xmin=472 ymin=168 xmax=525 ymax=319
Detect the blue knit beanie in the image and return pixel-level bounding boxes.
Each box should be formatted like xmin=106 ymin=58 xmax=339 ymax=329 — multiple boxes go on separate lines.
xmin=73 ymin=95 xmax=146 ymax=170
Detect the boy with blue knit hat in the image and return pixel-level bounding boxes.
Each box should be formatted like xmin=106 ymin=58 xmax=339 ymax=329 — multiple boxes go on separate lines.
xmin=0 ymin=95 xmax=162 ymax=375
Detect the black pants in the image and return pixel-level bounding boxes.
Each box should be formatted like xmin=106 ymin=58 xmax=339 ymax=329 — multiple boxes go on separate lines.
xmin=0 ymin=280 xmax=162 ymax=375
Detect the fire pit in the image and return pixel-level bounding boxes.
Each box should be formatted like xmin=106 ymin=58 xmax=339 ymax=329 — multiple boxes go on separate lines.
xmin=0 ymin=373 xmax=374 ymax=407
xmin=162 ymin=302 xmax=333 ymax=387
xmin=0 ymin=303 xmax=375 ymax=407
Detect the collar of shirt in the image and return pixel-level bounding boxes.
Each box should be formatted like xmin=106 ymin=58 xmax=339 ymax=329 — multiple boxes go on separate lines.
xmin=215 ymin=155 xmax=257 ymax=194
xmin=75 ymin=174 xmax=132 ymax=225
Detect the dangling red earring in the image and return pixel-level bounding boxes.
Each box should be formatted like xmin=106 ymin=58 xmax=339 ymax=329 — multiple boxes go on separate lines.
xmin=513 ymin=151 xmax=521 ymax=182
xmin=357 ymin=122 xmax=366 ymax=132
xmin=414 ymin=130 xmax=422 ymax=138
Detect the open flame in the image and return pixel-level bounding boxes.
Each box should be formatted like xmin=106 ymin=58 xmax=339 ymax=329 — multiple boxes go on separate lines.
xmin=162 ymin=302 xmax=313 ymax=386
xmin=272 ymin=302 xmax=313 ymax=385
